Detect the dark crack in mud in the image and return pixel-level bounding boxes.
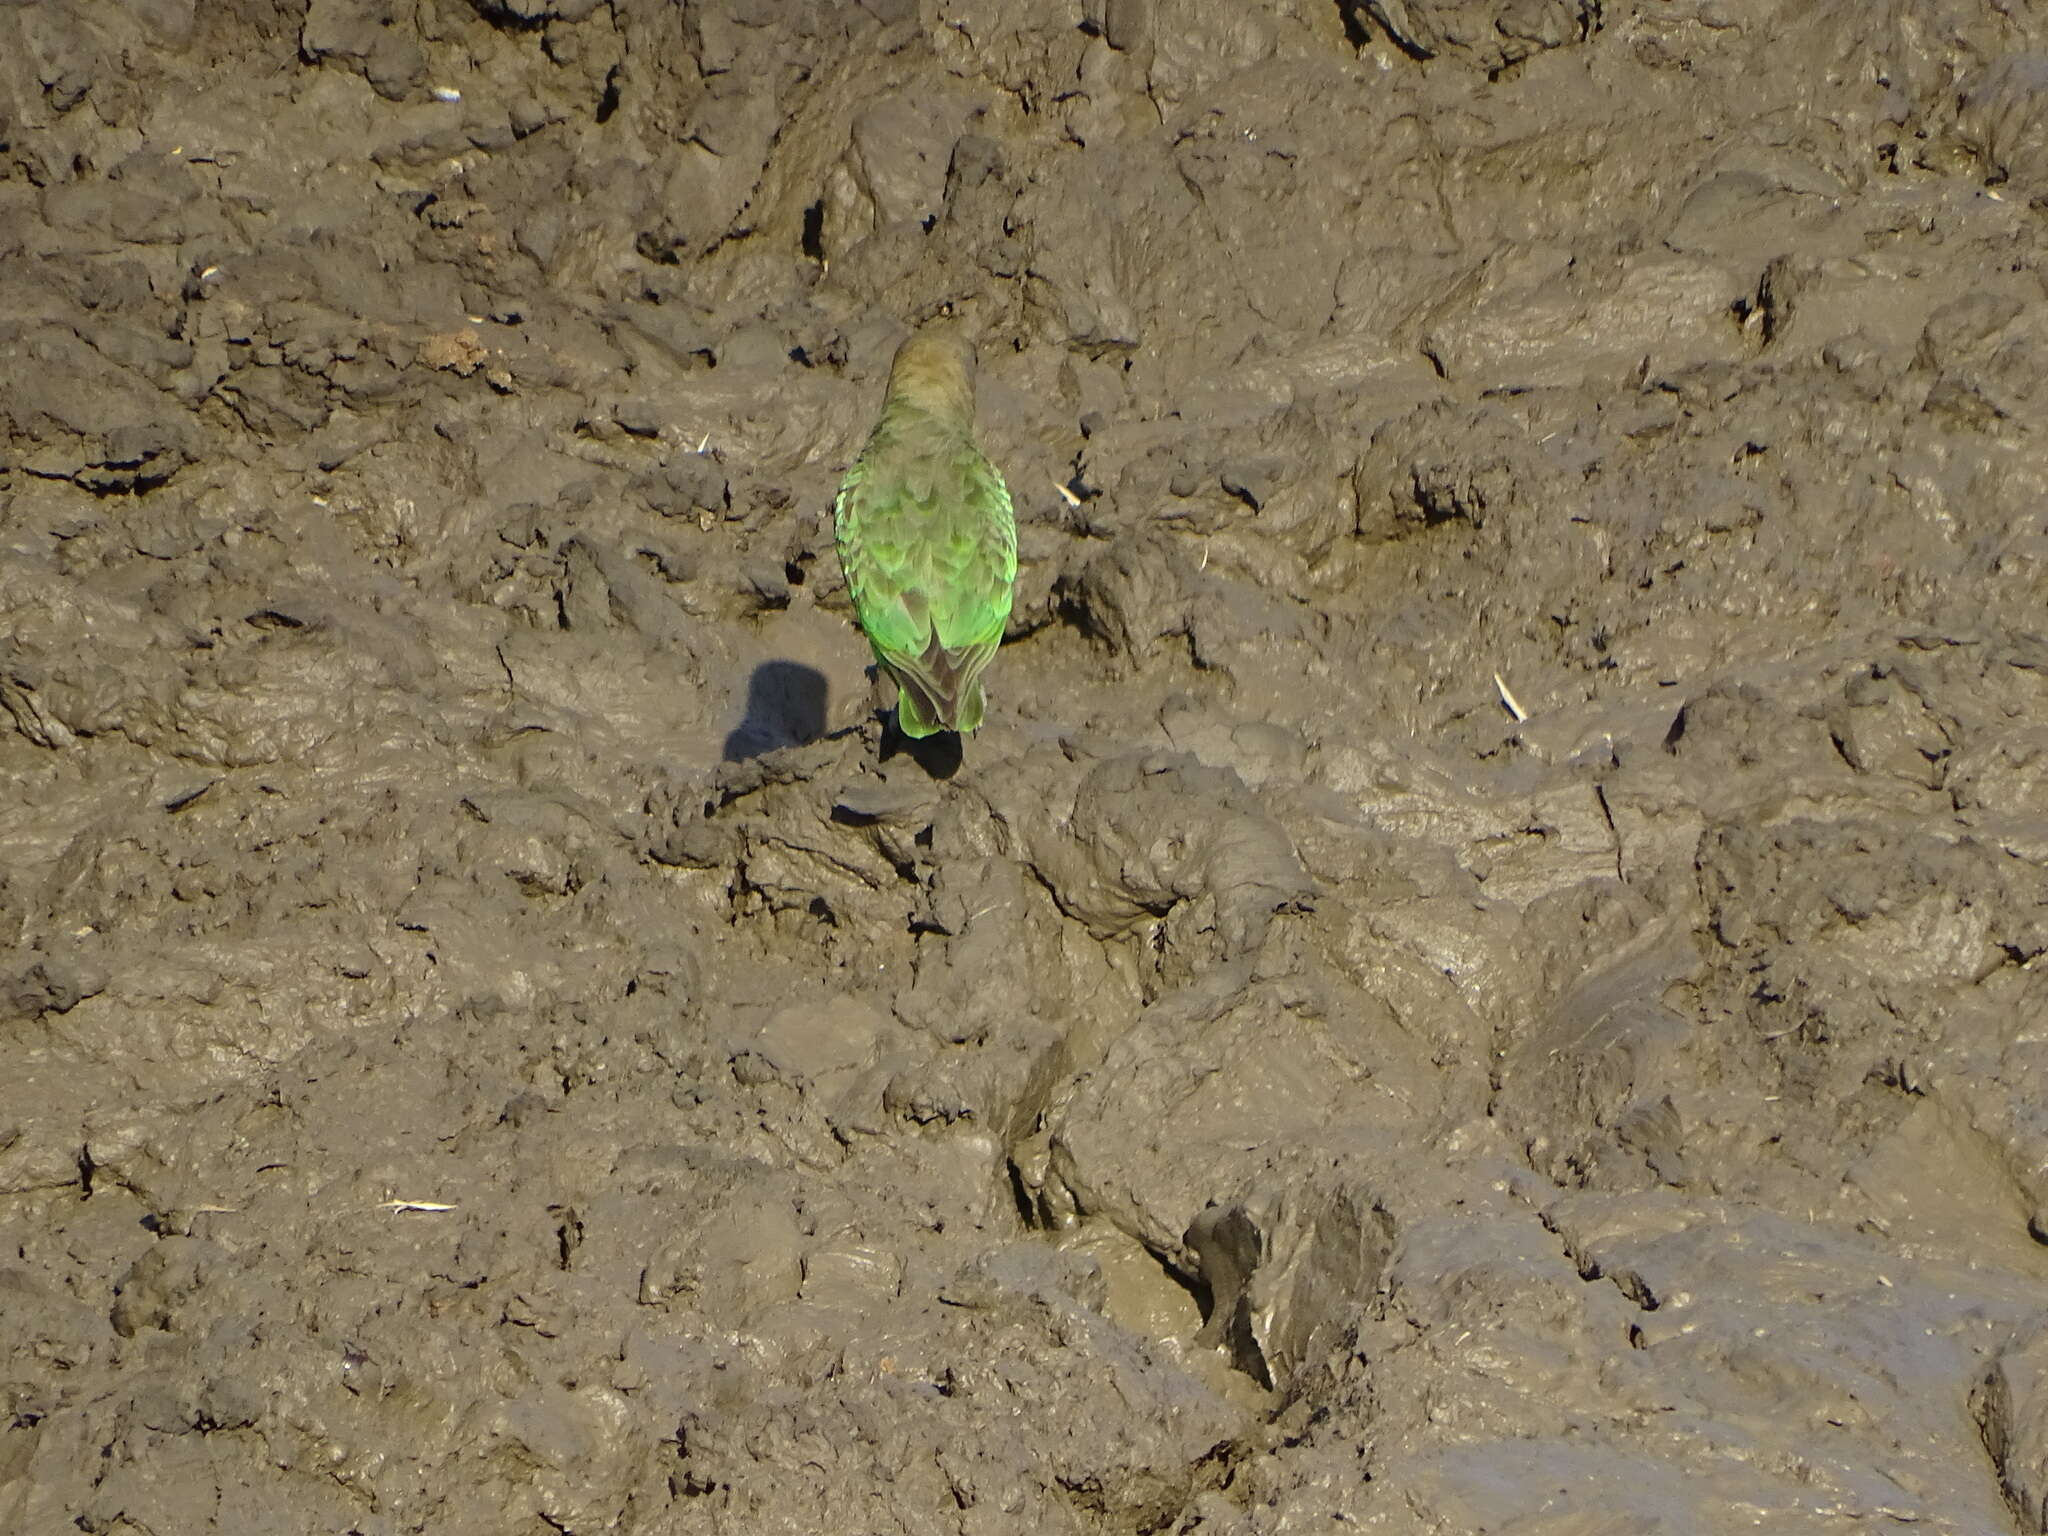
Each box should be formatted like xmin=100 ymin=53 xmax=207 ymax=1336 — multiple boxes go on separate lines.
xmin=6 ymin=2 xmax=2048 ymax=1533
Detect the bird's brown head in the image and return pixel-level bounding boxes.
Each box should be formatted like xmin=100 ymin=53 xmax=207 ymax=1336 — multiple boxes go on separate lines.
xmin=883 ymin=320 xmax=978 ymax=425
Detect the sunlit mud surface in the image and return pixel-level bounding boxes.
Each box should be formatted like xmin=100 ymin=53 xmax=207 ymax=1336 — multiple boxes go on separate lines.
xmin=6 ymin=3 xmax=2048 ymax=1532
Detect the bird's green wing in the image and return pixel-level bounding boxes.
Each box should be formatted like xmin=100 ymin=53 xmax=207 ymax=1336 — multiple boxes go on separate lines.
xmin=833 ymin=428 xmax=1016 ymax=735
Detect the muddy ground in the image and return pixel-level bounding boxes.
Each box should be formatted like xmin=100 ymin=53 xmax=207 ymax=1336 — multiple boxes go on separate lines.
xmin=4 ymin=0 xmax=2048 ymax=1531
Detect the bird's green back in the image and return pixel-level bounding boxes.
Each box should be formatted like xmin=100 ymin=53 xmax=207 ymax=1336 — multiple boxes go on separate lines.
xmin=835 ymin=408 xmax=1016 ymax=661
xmin=832 ymin=323 xmax=1018 ymax=736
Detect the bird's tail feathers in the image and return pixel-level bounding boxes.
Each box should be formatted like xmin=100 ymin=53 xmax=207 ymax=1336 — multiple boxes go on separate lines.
xmin=885 ymin=633 xmax=996 ymax=738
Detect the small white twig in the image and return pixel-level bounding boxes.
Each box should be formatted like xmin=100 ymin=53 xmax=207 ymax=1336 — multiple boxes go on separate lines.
xmin=1493 ymin=672 xmax=1529 ymax=722
xmin=378 ymin=1199 xmax=458 ymax=1213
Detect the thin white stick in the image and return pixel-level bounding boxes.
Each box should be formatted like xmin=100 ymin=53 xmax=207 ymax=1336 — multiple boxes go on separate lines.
xmin=1493 ymin=672 xmax=1529 ymax=722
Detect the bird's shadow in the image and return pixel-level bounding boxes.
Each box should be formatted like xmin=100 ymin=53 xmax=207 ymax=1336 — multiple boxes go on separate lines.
xmin=722 ymin=660 xmax=830 ymax=762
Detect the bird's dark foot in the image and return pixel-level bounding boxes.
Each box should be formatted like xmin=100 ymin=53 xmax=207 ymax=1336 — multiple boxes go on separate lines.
xmin=881 ymin=717 xmax=963 ymax=779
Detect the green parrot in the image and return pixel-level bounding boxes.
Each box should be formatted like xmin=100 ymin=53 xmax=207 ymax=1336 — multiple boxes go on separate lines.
xmin=833 ymin=322 xmax=1018 ymax=738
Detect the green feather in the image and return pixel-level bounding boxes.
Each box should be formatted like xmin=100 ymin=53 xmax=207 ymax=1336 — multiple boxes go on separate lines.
xmin=833 ymin=327 xmax=1017 ymax=738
